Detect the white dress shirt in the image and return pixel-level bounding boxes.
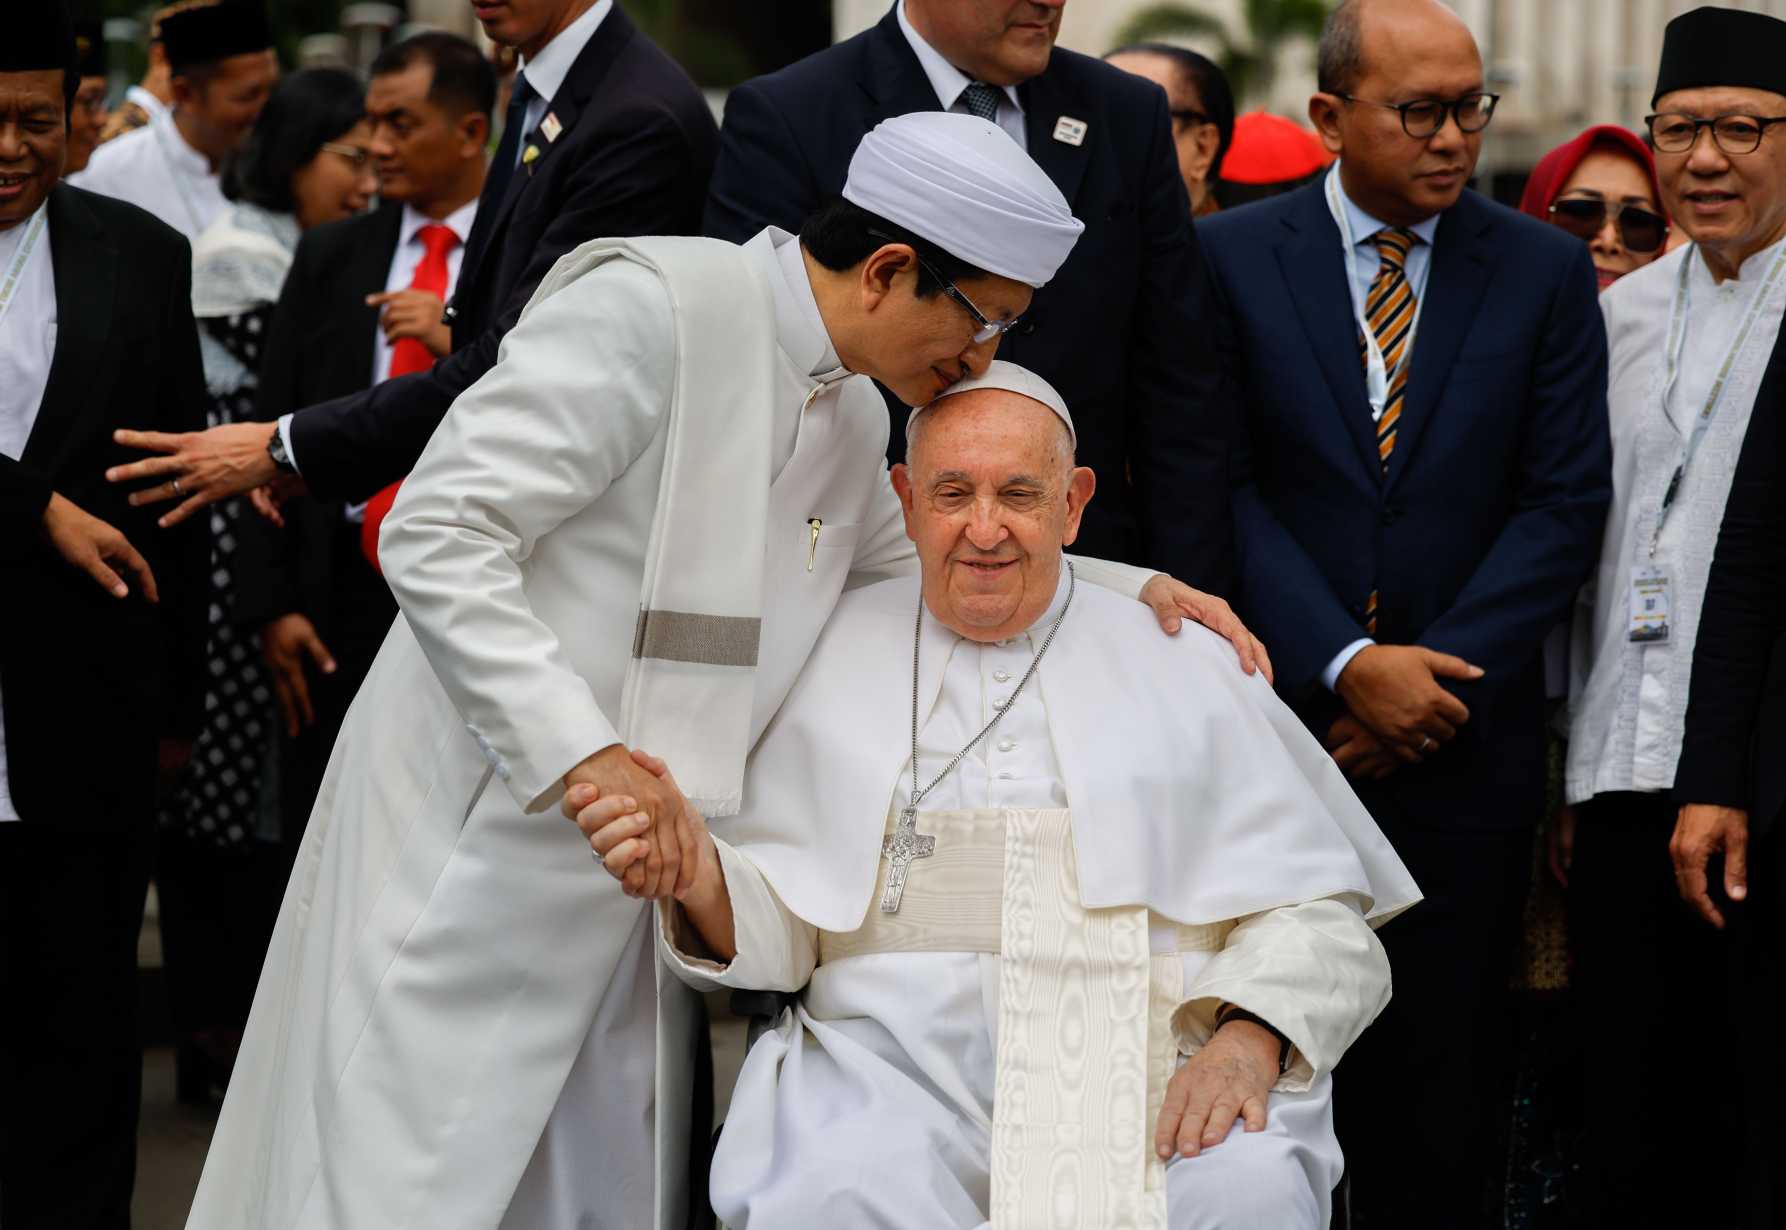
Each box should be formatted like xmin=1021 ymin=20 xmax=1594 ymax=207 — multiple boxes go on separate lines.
xmin=373 ymin=200 xmax=480 ymax=386
xmin=0 ymin=204 xmax=59 ymax=823
xmin=1320 ymin=173 xmax=1441 ymax=692
xmin=1566 ymin=236 xmax=1786 ymax=803
xmin=68 ymin=111 xmax=227 ymax=242
xmin=896 ymin=0 xmax=1027 ymax=146
xmin=514 ymin=0 xmax=613 ymax=159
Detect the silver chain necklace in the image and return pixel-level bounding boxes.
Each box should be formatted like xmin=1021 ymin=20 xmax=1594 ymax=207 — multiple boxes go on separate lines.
xmin=908 ymin=560 xmax=1076 ymax=809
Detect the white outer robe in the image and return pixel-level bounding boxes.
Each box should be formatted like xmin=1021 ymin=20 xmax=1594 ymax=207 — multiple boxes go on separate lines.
xmin=187 ymin=229 xmax=1151 ymax=1230
xmin=663 ymin=574 xmax=1422 ymax=1227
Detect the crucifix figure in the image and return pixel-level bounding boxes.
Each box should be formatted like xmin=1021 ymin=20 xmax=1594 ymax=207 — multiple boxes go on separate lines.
xmin=880 ymin=806 xmax=936 ymax=913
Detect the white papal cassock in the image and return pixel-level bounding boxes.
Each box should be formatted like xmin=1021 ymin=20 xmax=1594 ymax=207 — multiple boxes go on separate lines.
xmin=663 ymin=572 xmax=1422 ymax=1228
xmin=185 ymin=227 xmax=1150 ymax=1230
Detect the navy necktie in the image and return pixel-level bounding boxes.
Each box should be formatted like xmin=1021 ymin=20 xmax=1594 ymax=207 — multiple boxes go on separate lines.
xmin=482 ymin=73 xmax=538 ymax=215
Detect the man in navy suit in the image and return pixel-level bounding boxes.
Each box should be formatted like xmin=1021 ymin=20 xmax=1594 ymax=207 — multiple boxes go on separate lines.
xmin=704 ymin=0 xmax=1234 ymax=593
xmin=1198 ymin=0 xmax=1611 ymax=1220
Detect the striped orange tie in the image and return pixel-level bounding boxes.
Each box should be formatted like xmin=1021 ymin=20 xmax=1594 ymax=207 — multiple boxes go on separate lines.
xmin=1362 ymin=226 xmax=1419 ymax=636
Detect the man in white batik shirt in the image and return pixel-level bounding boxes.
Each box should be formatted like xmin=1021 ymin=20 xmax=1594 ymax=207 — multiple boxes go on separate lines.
xmin=578 ymin=362 xmax=1420 ymax=1229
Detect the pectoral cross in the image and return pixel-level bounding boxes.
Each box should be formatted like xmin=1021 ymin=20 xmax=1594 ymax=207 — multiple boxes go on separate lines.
xmin=879 ymin=806 xmax=936 ymax=914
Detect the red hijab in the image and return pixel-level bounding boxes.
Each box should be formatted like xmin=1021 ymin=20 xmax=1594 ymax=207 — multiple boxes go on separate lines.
xmin=1518 ymin=124 xmax=1666 ymax=224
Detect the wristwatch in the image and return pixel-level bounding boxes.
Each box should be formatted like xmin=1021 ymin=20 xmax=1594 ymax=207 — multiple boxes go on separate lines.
xmin=266 ymin=421 xmax=298 ymax=476
xmin=1215 ymin=1003 xmax=1294 ymax=1074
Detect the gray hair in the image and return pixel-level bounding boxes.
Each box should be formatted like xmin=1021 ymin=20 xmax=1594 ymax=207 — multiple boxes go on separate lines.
xmin=1317 ymin=0 xmax=1365 ymax=96
xmin=905 ymin=396 xmax=1076 ymax=471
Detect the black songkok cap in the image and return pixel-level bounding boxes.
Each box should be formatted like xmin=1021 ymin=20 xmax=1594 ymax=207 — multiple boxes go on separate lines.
xmin=0 ymin=0 xmax=77 ymax=84
xmin=1653 ymin=6 xmax=1786 ymax=107
xmin=161 ymin=2 xmax=274 ymax=75
xmin=74 ymin=18 xmax=107 ymax=79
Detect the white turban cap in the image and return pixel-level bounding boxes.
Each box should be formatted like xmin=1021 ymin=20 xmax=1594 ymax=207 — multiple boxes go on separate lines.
xmin=842 ymin=112 xmax=1084 ymax=289
xmin=908 ymin=360 xmax=1076 ymax=452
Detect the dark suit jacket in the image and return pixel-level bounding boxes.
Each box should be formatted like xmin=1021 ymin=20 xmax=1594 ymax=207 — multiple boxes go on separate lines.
xmin=703 ymin=6 xmax=1234 ymax=590
xmin=237 ymin=203 xmax=402 ymax=640
xmin=0 ymin=185 xmax=208 ymax=831
xmin=1201 ymin=183 xmax=1612 ymax=830
xmin=287 ymin=7 xmax=718 ymax=501
xmin=1675 ymin=326 xmax=1786 ymax=839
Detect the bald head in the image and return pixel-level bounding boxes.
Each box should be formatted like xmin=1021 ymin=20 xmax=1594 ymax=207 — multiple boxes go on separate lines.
xmin=890 ymin=387 xmax=1095 ymax=643
xmin=1319 ymin=0 xmax=1477 ymax=97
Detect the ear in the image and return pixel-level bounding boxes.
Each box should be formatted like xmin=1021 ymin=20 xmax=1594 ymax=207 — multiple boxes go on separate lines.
xmin=859 ymin=243 xmax=915 ymax=314
xmin=1060 ymin=465 xmax=1096 ymax=547
xmin=461 ymin=111 xmax=490 ymax=158
xmin=1309 ymin=93 xmax=1345 ymax=155
xmin=1187 ymin=122 xmax=1221 ymax=185
xmin=171 ymin=74 xmax=197 ymax=108
xmin=889 ymin=462 xmax=921 ymax=543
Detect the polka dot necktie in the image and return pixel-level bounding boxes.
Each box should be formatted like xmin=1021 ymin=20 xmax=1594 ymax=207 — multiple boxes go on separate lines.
xmin=959 ymin=82 xmax=1003 ymax=123
xmin=1361 ymin=226 xmax=1419 ymax=636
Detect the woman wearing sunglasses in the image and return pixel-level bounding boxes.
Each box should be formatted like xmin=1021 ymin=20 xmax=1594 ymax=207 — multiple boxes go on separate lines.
xmin=1519 ymin=125 xmax=1670 ymax=290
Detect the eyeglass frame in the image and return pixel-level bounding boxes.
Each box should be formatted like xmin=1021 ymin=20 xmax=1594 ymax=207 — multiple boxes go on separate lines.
xmin=1546 ymin=195 xmax=1670 ymax=253
xmin=865 ymin=227 xmax=1027 ymax=345
xmin=1645 ymin=112 xmax=1786 ymax=156
xmin=320 ymin=141 xmax=374 ymax=170
xmin=1334 ymin=92 xmax=1501 ymax=139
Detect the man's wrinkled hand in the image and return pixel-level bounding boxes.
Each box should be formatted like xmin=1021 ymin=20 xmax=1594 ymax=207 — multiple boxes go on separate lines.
xmin=41 ymin=491 xmax=159 ymax=602
xmin=562 ymin=743 xmax=696 ymax=900
xmin=262 ymin=613 xmax=337 ymax=737
xmin=1138 ymin=574 xmax=1273 ymax=683
xmin=1335 ymin=644 xmax=1482 ymax=758
xmin=107 ymin=421 xmax=279 ymax=528
xmin=1325 ymin=713 xmax=1400 ymax=781
xmin=1154 ymin=1018 xmax=1280 ymax=1160
xmin=1671 ymin=804 xmax=1749 ymax=929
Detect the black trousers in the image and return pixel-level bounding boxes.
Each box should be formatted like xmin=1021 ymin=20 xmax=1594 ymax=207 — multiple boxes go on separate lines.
xmin=1568 ymin=791 xmax=1741 ymax=1228
xmin=1727 ymin=826 xmax=1784 ymax=1229
xmin=0 ymin=822 xmax=152 ymax=1229
xmin=1335 ymin=814 xmax=1532 ymax=1228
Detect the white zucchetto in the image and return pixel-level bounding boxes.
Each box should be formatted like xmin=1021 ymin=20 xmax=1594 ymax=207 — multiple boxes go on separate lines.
xmin=909 ymin=360 xmax=1077 ymax=451
xmin=842 ymin=112 xmax=1083 ymax=289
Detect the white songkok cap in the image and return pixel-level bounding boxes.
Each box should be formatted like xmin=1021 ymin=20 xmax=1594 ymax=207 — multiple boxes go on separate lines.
xmin=842 ymin=112 xmax=1084 ymax=289
xmin=908 ymin=360 xmax=1076 ymax=451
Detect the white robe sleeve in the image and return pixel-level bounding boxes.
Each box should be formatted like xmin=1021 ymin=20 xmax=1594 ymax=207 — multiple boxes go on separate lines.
xmin=1170 ymin=895 xmax=1390 ymax=1092
xmin=379 ymin=262 xmax=674 ymax=812
xmin=658 ymin=837 xmax=818 ymax=994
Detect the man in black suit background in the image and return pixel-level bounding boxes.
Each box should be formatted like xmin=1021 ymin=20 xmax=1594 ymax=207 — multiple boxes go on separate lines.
xmin=0 ymin=6 xmax=208 ymax=1225
xmin=704 ymin=0 xmax=1233 ymax=591
xmin=235 ymin=31 xmax=493 ymax=842
xmin=106 ymin=0 xmax=719 ymax=521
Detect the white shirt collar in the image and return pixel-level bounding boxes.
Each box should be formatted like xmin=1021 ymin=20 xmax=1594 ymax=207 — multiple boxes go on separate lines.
xmin=755 ymin=226 xmax=843 ymax=380
xmin=399 ymin=198 xmax=479 ymax=249
xmin=896 ymin=0 xmax=1023 ymax=117
xmin=518 ymin=0 xmax=612 ymax=105
xmin=1335 ymin=168 xmax=1441 ymax=250
xmin=0 ymin=202 xmax=47 ymax=263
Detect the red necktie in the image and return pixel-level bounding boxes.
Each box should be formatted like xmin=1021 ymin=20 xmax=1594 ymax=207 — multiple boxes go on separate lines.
xmin=363 ymin=223 xmax=460 ymax=570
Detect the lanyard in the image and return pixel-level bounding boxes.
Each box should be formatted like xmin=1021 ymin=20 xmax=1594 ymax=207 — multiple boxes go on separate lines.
xmin=1325 ymin=162 xmax=1428 ymax=423
xmin=152 ymin=117 xmax=210 ymax=236
xmin=0 ymin=208 xmax=48 ymax=336
xmin=1649 ymin=239 xmax=1786 ymax=556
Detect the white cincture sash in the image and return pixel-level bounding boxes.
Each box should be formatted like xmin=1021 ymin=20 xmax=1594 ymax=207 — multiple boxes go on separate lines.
xmin=820 ymin=806 xmax=1226 ymax=1229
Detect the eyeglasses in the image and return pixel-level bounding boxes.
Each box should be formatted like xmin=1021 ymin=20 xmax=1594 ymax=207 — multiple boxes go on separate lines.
xmin=321 ymin=142 xmax=374 ymax=169
xmin=1646 ymin=113 xmax=1786 ymax=156
xmin=867 ymin=228 xmax=1027 ymax=345
xmin=1336 ymin=92 xmax=1500 ymax=139
xmin=1170 ymin=108 xmax=1213 ymax=129
xmin=1548 ymin=197 xmax=1669 ymax=253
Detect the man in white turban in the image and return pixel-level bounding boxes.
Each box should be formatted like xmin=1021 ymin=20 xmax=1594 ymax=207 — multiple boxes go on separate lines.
xmin=579 ymin=361 xmax=1420 ymax=1228
xmin=187 ymin=112 xmax=1267 ymax=1230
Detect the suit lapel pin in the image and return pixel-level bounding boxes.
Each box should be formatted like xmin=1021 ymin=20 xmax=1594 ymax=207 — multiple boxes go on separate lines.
xmin=542 ymin=112 xmax=563 ymax=144
xmin=1052 ymin=116 xmax=1088 ymax=147
xmin=522 ymin=144 xmax=541 ymax=174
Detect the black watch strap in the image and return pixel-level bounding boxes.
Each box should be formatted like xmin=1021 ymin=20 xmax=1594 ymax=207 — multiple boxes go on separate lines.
xmin=266 ymin=421 xmax=297 ymax=475
xmin=1215 ymin=1003 xmax=1293 ymax=1074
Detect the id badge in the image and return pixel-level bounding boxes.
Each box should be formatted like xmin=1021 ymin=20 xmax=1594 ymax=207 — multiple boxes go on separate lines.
xmin=1627 ymin=565 xmax=1672 ymax=643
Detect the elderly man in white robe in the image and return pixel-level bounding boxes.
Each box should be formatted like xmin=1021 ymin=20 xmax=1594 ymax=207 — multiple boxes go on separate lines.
xmin=579 ymin=363 xmax=1420 ymax=1229
xmin=188 ymin=112 xmax=1266 ymax=1230
xmin=1564 ymin=8 xmax=1786 ymax=1222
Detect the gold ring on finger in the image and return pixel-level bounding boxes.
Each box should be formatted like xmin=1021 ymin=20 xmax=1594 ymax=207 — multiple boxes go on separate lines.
xmin=171 ymin=478 xmax=183 ymax=497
